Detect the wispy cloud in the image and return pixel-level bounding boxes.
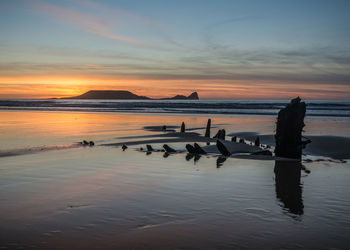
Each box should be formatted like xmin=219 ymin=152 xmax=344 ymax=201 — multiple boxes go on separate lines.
xmin=32 ymin=0 xmax=139 ymax=43
xmin=205 ymin=15 xmax=262 ymax=30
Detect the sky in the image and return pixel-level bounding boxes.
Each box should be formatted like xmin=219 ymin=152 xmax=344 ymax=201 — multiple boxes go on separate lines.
xmin=0 ymin=0 xmax=350 ymax=99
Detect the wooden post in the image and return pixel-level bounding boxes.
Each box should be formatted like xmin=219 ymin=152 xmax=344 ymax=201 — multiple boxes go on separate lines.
xmin=180 ymin=122 xmax=185 ymax=133
xmin=205 ymin=119 xmax=211 ymax=137
xmin=274 ymin=97 xmax=308 ymax=159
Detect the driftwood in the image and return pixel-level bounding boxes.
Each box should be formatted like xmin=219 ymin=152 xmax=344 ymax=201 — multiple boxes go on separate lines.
xmin=274 ymin=97 xmax=310 ymax=159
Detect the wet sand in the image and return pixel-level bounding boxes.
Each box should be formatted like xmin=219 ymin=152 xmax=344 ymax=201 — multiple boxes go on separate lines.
xmin=1 ymin=111 xmax=350 ymax=249
xmin=2 ymin=129 xmax=349 ymax=160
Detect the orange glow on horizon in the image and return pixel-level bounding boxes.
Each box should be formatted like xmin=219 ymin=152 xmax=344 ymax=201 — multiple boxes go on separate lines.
xmin=1 ymin=75 xmax=350 ymax=100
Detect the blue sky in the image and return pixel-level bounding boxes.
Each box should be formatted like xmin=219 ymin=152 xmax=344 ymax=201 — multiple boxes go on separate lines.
xmin=0 ymin=0 xmax=349 ymax=99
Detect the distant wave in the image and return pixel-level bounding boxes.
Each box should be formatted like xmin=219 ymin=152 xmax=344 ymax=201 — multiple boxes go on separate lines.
xmin=0 ymin=99 xmax=349 ymax=117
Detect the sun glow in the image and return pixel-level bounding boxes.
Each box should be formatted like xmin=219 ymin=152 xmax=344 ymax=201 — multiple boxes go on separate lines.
xmin=1 ymin=74 xmax=350 ymax=99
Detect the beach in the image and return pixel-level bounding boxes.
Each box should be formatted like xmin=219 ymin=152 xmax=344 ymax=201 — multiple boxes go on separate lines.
xmin=2 ymin=0 xmax=350 ymax=248
xmin=1 ymin=107 xmax=350 ymax=249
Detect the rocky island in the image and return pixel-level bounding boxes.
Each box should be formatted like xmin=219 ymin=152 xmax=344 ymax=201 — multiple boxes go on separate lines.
xmin=62 ymin=90 xmax=199 ymax=100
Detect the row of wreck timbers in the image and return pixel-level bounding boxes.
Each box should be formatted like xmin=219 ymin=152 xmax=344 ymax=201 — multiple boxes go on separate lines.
xmin=135 ymin=97 xmax=311 ymax=161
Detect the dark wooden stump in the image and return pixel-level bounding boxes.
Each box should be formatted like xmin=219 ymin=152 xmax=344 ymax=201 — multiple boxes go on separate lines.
xmin=205 ymin=119 xmax=211 ymax=137
xmin=180 ymin=122 xmax=185 ymax=133
xmin=274 ymin=97 xmax=308 ymax=159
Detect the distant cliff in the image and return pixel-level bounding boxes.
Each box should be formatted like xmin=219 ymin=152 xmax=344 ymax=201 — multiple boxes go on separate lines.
xmin=161 ymin=92 xmax=199 ymax=100
xmin=62 ymin=90 xmax=199 ymax=100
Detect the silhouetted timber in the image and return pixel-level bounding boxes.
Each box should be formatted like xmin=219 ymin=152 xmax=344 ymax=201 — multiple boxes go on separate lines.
xmin=216 ymin=140 xmax=231 ymax=156
xmin=220 ymin=129 xmax=226 ymax=140
xmin=122 ymin=144 xmax=128 ymax=151
xmin=83 ymin=140 xmax=89 ymax=145
xmin=180 ymin=122 xmax=185 ymax=133
xmin=213 ymin=129 xmax=226 ymax=140
xmin=254 ymin=137 xmax=260 ymax=147
xmin=185 ymin=144 xmax=196 ymax=154
xmin=163 ymin=144 xmax=176 ymax=153
xmin=63 ymin=90 xmax=199 ymax=100
xmin=89 ymin=141 xmax=94 ymax=146
xmin=239 ymin=138 xmax=245 ymax=143
xmin=205 ymin=119 xmax=211 ymax=137
xmin=162 ymin=125 xmax=167 ymax=131
xmin=185 ymin=143 xmax=206 ymax=154
xmin=146 ymin=145 xmax=154 ymax=151
xmin=274 ymin=160 xmax=304 ymax=215
xmin=194 ymin=143 xmax=206 ymax=154
xmin=275 ymin=97 xmax=310 ymax=159
xmin=213 ymin=131 xmax=219 ymax=138
xmin=231 ymin=136 xmax=237 ymax=142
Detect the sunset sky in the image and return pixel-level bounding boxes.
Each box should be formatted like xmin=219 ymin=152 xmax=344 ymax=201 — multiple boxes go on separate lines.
xmin=1 ymin=0 xmax=349 ymax=99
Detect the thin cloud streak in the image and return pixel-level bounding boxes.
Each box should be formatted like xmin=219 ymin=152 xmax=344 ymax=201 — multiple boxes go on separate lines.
xmin=32 ymin=0 xmax=139 ymax=44
xmin=1 ymin=60 xmax=349 ymax=85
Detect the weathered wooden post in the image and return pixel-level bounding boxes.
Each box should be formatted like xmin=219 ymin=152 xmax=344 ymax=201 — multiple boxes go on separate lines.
xmin=180 ymin=122 xmax=185 ymax=133
xmin=274 ymin=97 xmax=309 ymax=159
xmin=205 ymin=119 xmax=211 ymax=137
xmin=220 ymin=129 xmax=226 ymax=140
xmin=254 ymin=136 xmax=260 ymax=147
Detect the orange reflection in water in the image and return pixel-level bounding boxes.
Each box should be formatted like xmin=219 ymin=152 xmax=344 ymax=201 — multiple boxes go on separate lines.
xmin=0 ymin=110 xmax=277 ymax=151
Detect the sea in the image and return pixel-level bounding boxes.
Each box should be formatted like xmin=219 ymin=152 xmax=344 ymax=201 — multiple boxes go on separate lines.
xmin=0 ymin=99 xmax=350 ymax=117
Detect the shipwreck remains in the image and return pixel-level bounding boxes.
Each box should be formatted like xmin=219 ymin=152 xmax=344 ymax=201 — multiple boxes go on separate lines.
xmin=213 ymin=129 xmax=226 ymax=140
xmin=205 ymin=119 xmax=211 ymax=137
xmin=274 ymin=97 xmax=310 ymax=159
xmin=180 ymin=122 xmax=185 ymax=133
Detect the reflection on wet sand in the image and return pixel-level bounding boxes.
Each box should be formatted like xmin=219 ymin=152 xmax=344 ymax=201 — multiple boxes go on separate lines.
xmin=274 ymin=160 xmax=304 ymax=215
xmin=216 ymin=156 xmax=227 ymax=168
xmin=185 ymin=153 xmax=201 ymax=164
